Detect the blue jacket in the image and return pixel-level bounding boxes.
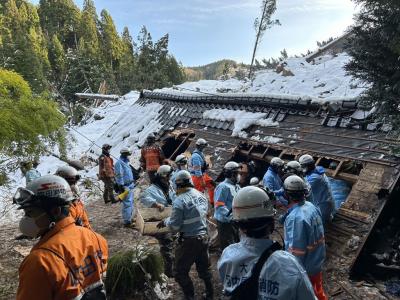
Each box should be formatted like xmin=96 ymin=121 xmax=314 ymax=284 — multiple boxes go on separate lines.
xmin=165 ymin=188 xmax=208 ymax=237
xmin=263 ymin=167 xmax=283 ymax=194
xmin=189 ymin=149 xmax=206 ymax=177
xmin=218 ymin=236 xmax=316 ymax=299
xmin=114 ymin=157 xmax=134 ymax=188
xmin=141 ymin=184 xmax=175 ymax=208
xmin=214 ymin=179 xmax=240 ymax=223
xmin=284 ymin=201 xmax=326 ymax=276
xmin=305 ymin=166 xmax=334 ymax=223
xmin=25 ymin=169 xmax=41 ymax=184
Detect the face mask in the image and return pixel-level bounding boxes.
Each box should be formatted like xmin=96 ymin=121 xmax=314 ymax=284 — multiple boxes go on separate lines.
xmin=19 ymin=214 xmax=48 ymax=238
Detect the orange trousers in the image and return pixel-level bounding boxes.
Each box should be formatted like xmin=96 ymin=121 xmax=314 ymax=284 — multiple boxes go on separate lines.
xmin=192 ymin=174 xmax=215 ymax=205
xmin=309 ymin=272 xmax=328 ymax=300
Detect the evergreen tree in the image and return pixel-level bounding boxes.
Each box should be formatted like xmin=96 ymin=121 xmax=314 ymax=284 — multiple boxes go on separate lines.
xmin=48 ymin=34 xmax=66 ymax=84
xmin=346 ymin=0 xmax=400 ymax=130
xmin=38 ymin=0 xmax=80 ymax=48
xmin=117 ymin=27 xmax=136 ymax=94
xmin=249 ymin=0 xmax=280 ymax=78
xmin=100 ymin=9 xmax=123 ymax=69
xmin=0 ymin=0 xmax=50 ymax=92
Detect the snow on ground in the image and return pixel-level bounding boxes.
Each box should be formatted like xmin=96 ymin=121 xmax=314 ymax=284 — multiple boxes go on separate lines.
xmin=203 ymin=109 xmax=278 ymax=138
xmin=0 ymin=91 xmax=165 ymax=224
xmin=157 ymin=53 xmax=366 ymax=104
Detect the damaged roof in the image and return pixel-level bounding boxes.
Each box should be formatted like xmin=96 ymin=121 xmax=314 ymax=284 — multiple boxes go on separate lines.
xmin=138 ymin=90 xmax=400 ymax=290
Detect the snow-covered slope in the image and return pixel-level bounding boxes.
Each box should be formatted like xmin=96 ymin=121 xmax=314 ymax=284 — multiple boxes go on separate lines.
xmin=158 ymin=53 xmax=366 ymax=103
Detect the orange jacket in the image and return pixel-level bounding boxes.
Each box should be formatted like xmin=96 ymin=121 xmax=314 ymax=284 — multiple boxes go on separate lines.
xmin=17 ymin=217 xmax=108 ymax=300
xmin=140 ymin=145 xmax=165 ymax=171
xmin=69 ymin=199 xmax=91 ymax=229
xmin=99 ymin=154 xmax=114 ymax=179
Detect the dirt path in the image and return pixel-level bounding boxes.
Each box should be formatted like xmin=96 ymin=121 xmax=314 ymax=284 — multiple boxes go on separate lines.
xmin=0 ymin=196 xmax=224 ymax=300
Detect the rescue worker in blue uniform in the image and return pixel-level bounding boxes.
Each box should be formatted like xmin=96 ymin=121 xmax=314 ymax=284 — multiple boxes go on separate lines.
xmin=141 ymin=165 xmax=175 ymax=277
xmin=157 ymin=170 xmax=213 ymax=300
xmin=283 ymin=161 xmax=314 ymax=203
xmin=299 ymin=154 xmax=334 ymax=224
xmin=214 ymin=161 xmax=241 ymax=251
xmin=218 ymin=186 xmax=316 ymax=300
xmin=171 ymin=154 xmax=188 ymax=191
xmin=263 ymin=157 xmax=287 ymax=206
xmin=114 ymin=148 xmax=135 ymax=227
xmin=283 ymin=175 xmax=327 ymax=300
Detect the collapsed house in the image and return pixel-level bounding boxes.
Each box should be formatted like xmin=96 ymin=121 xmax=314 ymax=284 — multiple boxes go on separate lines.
xmin=134 ymin=90 xmax=399 ymax=296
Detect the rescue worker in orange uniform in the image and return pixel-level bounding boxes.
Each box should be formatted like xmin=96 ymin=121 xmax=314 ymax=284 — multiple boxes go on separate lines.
xmin=99 ymin=143 xmax=115 ymax=204
xmin=14 ymin=175 xmax=108 ymax=300
xmin=140 ymin=133 xmax=166 ymax=183
xmin=56 ymin=166 xmax=91 ymax=229
xmin=189 ymin=138 xmax=215 ymax=206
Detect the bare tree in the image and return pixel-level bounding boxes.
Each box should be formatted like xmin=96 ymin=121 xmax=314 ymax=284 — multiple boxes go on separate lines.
xmin=249 ymin=0 xmax=280 ymax=78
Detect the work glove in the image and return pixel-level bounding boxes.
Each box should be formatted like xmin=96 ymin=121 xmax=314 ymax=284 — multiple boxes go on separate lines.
xmin=157 ymin=220 xmax=166 ymax=229
xmin=156 ymin=203 xmax=165 ymax=212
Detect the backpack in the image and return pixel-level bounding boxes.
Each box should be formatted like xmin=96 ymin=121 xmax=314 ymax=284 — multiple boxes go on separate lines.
xmin=229 ymin=242 xmax=282 ymax=300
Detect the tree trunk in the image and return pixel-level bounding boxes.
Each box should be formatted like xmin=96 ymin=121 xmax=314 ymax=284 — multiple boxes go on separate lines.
xmin=248 ymin=1 xmax=269 ymax=79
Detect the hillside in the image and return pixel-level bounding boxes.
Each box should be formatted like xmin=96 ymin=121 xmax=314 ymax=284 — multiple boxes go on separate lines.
xmin=185 ymin=59 xmax=249 ymax=81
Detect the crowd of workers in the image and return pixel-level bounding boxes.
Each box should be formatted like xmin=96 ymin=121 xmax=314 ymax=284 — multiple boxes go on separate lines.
xmin=13 ymin=133 xmax=336 ymax=300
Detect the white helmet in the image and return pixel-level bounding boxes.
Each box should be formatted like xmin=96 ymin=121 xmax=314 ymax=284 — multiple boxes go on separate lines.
xmin=157 ymin=165 xmax=173 ymax=177
xmin=232 ymin=186 xmax=275 ymax=221
xmin=175 ymin=154 xmax=187 ymax=165
xmin=55 ymin=166 xmax=80 ymax=183
xmin=14 ymin=175 xmax=75 ymax=209
xmin=249 ymin=177 xmax=260 ymax=186
xmin=175 ymin=170 xmax=193 ymax=188
xmin=224 ymin=161 xmax=240 ymax=171
xmin=299 ymin=154 xmax=314 ymax=166
xmin=270 ymin=157 xmax=284 ymax=168
xmin=285 ymin=161 xmax=302 ymax=173
xmin=283 ymin=175 xmax=307 ymax=192
xmin=196 ymin=138 xmax=208 ymax=146
xmin=120 ymin=147 xmax=132 ymax=155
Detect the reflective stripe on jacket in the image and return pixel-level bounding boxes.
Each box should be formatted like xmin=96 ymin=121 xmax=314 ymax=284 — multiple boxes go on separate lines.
xmin=189 ymin=149 xmax=206 ymax=176
xmin=165 ymin=188 xmax=208 ymax=237
xmin=214 ymin=179 xmax=240 ymax=223
xmin=217 ymin=236 xmax=316 ymax=299
xmin=284 ymin=201 xmax=326 ymax=276
xmin=114 ymin=157 xmax=134 ymax=187
xmin=141 ymin=184 xmax=175 ymax=207
xmin=17 ymin=217 xmax=108 ymax=300
xmin=140 ymin=145 xmax=164 ymax=171
xmin=99 ymin=154 xmax=114 ymax=178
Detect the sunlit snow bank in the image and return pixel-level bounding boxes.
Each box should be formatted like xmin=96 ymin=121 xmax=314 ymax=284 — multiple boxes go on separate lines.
xmin=158 ymin=53 xmax=365 ymax=104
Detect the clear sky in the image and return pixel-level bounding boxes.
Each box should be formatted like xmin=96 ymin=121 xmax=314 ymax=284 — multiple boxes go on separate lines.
xmin=30 ymin=0 xmax=358 ymax=67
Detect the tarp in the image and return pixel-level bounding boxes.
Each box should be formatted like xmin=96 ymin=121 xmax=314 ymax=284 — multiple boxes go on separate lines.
xmin=328 ymin=177 xmax=352 ymax=210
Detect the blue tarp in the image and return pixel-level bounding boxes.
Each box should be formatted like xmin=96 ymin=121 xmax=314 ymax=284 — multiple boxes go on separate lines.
xmin=328 ymin=177 xmax=351 ymax=211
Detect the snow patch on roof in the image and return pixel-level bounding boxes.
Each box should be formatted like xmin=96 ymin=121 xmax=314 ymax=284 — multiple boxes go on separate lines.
xmin=203 ymin=109 xmax=278 ymax=137
xmin=159 ymin=53 xmax=365 ymax=103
